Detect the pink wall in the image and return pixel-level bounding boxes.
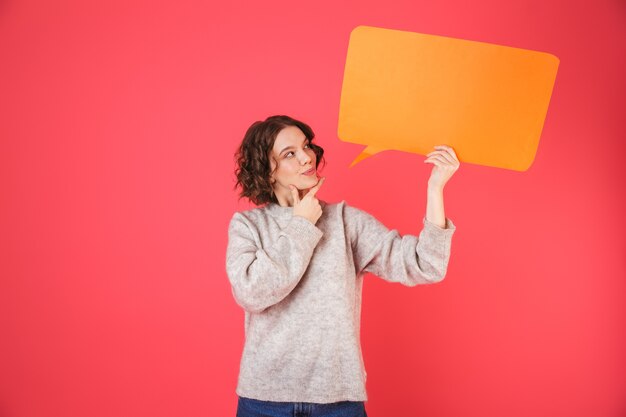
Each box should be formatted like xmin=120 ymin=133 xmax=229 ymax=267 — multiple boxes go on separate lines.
xmin=1 ymin=0 xmax=624 ymax=416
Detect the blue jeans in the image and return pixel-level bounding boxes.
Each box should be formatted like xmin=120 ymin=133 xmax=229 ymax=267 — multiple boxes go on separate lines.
xmin=236 ymin=396 xmax=368 ymax=417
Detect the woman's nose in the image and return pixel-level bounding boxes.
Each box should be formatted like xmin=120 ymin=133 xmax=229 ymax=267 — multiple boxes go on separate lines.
xmin=299 ymin=151 xmax=311 ymax=164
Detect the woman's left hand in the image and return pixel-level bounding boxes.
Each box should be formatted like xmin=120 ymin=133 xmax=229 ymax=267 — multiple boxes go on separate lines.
xmin=424 ymin=145 xmax=460 ymax=190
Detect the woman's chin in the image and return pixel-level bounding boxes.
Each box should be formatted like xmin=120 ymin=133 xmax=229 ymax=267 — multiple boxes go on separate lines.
xmin=301 ymin=178 xmax=319 ymax=188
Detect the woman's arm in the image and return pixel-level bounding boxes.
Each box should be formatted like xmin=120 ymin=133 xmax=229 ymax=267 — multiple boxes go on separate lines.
xmin=345 ymin=145 xmax=459 ymax=285
xmin=424 ymin=145 xmax=460 ymax=228
xmin=426 ymin=186 xmax=446 ymax=228
xmin=226 ymin=213 xmax=323 ymax=313
xmin=345 ymin=204 xmax=455 ymax=285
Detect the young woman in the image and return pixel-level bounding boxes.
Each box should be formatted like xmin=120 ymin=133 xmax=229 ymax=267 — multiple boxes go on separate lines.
xmin=226 ymin=115 xmax=459 ymax=417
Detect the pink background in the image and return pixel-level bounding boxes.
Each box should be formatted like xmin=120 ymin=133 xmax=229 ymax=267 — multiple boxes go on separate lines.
xmin=1 ymin=0 xmax=625 ymax=416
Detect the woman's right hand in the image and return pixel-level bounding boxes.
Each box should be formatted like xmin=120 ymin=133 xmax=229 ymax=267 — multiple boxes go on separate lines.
xmin=290 ymin=177 xmax=325 ymax=225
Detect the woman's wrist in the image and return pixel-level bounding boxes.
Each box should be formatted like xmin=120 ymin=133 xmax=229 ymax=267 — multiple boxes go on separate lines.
xmin=427 ymin=182 xmax=444 ymax=195
xmin=425 ymin=183 xmax=446 ymax=228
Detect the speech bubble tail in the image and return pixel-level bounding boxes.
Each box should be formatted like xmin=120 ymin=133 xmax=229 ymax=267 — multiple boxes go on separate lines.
xmin=349 ymin=146 xmax=384 ymax=168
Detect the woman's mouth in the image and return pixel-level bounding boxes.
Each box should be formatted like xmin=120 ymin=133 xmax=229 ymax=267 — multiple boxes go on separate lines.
xmin=302 ymin=168 xmax=316 ymax=176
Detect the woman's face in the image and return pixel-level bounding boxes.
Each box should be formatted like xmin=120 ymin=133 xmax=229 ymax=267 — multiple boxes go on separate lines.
xmin=269 ymin=125 xmax=319 ymax=203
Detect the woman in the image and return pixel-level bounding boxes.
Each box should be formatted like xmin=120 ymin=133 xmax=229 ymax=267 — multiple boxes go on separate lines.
xmin=226 ymin=115 xmax=459 ymax=417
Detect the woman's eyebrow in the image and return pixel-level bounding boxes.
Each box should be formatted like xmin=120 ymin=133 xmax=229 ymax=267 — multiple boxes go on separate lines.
xmin=279 ymin=138 xmax=308 ymax=155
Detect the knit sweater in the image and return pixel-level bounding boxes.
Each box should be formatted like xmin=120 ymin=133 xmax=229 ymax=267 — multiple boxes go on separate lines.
xmin=225 ymin=199 xmax=456 ymax=403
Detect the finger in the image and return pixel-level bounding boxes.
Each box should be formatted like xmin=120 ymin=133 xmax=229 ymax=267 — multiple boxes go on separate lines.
xmin=307 ymin=176 xmax=326 ymax=198
xmin=425 ymin=156 xmax=458 ymax=172
xmin=424 ymin=155 xmax=452 ymax=167
xmin=426 ymin=150 xmax=455 ymax=165
xmin=424 ymin=158 xmax=445 ymax=168
xmin=434 ymin=145 xmax=459 ymax=163
xmin=429 ymin=148 xmax=460 ymax=168
xmin=289 ymin=184 xmax=300 ymax=204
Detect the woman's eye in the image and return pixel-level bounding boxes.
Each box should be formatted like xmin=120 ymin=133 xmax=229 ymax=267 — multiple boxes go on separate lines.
xmin=285 ymin=152 xmax=294 ymax=158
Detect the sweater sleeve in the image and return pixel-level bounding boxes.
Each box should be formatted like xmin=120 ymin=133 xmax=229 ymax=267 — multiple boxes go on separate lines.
xmin=225 ymin=212 xmax=324 ymax=313
xmin=345 ymin=204 xmax=456 ymax=286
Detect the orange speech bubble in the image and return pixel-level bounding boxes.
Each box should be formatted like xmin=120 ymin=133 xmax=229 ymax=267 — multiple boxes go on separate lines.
xmin=338 ymin=26 xmax=559 ymax=171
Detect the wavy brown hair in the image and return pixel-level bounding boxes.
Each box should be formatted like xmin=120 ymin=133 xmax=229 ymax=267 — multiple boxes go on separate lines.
xmin=234 ymin=115 xmax=325 ymax=206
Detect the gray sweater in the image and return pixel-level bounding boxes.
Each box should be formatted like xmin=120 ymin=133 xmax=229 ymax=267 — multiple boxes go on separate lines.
xmin=226 ymin=199 xmax=456 ymax=403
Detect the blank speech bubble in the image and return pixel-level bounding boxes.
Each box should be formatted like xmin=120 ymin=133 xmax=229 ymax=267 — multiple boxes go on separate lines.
xmin=338 ymin=26 xmax=559 ymax=171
